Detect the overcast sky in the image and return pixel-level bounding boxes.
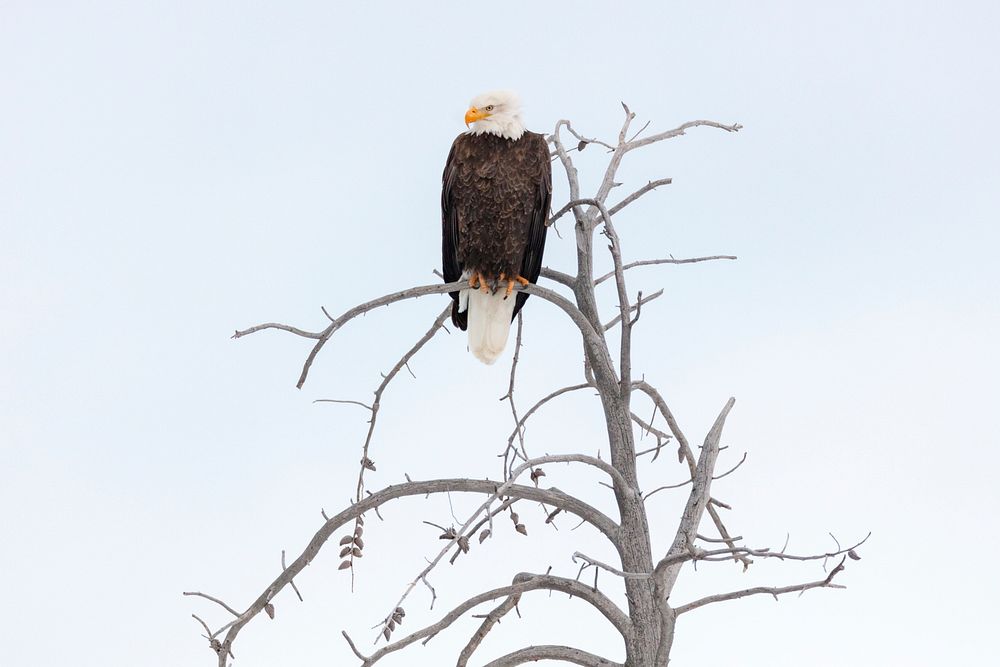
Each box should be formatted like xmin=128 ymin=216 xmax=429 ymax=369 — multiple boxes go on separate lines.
xmin=2 ymin=1 xmax=998 ymax=665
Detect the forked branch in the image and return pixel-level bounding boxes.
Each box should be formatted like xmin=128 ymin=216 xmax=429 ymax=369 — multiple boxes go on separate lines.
xmin=352 ymin=572 xmax=630 ymax=667
xmin=675 ymin=556 xmax=849 ymax=615
xmin=233 ymin=280 xmax=594 ymax=389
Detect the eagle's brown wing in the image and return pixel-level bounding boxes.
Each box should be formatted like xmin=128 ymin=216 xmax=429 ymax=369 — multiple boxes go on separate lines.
xmin=512 ymin=132 xmax=551 ymax=321
xmin=441 ymin=136 xmax=466 ymax=329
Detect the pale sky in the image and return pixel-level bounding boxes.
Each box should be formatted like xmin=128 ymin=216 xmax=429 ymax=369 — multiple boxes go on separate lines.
xmin=1 ymin=1 xmax=998 ymax=665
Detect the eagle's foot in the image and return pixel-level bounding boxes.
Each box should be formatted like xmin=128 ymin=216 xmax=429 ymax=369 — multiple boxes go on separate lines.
xmin=502 ymin=274 xmax=531 ymax=299
xmin=468 ymin=271 xmax=487 ymax=292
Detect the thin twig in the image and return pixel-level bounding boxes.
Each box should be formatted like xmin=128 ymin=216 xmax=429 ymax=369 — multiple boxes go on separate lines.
xmin=675 ymin=557 xmax=849 ymax=615
xmin=594 ymin=256 xmax=737 ymax=286
xmin=183 ymin=592 xmax=241 ymax=618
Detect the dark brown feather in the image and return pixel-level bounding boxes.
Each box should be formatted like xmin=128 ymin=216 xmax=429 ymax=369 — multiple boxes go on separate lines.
xmin=441 ymin=131 xmax=551 ymax=329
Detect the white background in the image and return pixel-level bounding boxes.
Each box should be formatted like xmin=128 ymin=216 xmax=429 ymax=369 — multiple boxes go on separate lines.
xmin=2 ymin=1 xmax=997 ymax=665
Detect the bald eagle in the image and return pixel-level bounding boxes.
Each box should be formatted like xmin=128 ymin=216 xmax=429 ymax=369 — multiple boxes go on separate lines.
xmin=442 ymin=91 xmax=551 ymax=364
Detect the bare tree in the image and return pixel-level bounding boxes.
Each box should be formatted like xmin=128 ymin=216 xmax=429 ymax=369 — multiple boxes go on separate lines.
xmin=186 ymin=105 xmax=866 ymax=667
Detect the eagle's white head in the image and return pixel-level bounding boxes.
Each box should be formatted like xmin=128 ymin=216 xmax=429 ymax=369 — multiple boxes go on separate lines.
xmin=464 ymin=90 xmax=525 ymax=141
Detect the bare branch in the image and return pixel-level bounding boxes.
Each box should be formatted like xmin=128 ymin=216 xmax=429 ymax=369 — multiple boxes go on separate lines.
xmin=643 ymin=452 xmax=747 ymax=501
xmin=456 ymin=593 xmax=521 ymax=667
xmin=450 ymin=498 xmax=516 ymax=564
xmin=549 ymin=197 xmax=631 ymax=400
xmin=506 ymin=383 xmax=595 ymax=451
xmin=642 ymin=479 xmax=692 ymax=500
xmin=359 ymin=572 xmax=630 ymax=667
xmin=697 ymin=533 xmax=743 ymax=544
xmin=594 ymin=256 xmax=737 ymax=287
xmin=631 ymin=411 xmax=673 ymax=456
xmin=540 ymin=265 xmax=577 ymax=287
xmin=549 ymin=121 xmax=585 ymax=225
xmin=706 ymin=504 xmax=749 ymax=569
xmin=548 ymin=197 xmax=603 ymax=229
xmin=313 ymin=399 xmax=373 ymax=410
xmin=635 ymin=380 xmax=749 ymax=568
xmin=713 ymin=452 xmax=748 ymax=481
xmin=654 ymin=398 xmax=736 ymax=597
xmin=282 ymin=550 xmax=303 ymax=602
xmin=603 ymin=290 xmax=663 ymax=331
xmin=318 ymin=306 xmax=452 ymax=583
xmin=233 ymin=280 xmax=594 ymax=389
xmin=608 ymin=178 xmax=672 ymax=216
xmin=374 ymin=453 xmax=623 ymax=643
xmin=213 ymin=476 xmax=618 ymax=662
xmin=689 ymin=532 xmax=870 ymax=564
xmin=501 ymin=315 xmax=527 ymax=480
xmin=351 ymin=305 xmax=448 ymax=485
xmin=632 ymin=382 xmax=693 ymax=472
xmin=558 ymin=121 xmax=616 ymax=151
xmin=231 ymin=322 xmax=321 ymax=340
xmin=191 ymin=613 xmax=213 ymax=638
xmin=482 ymin=645 xmax=623 ymax=667
xmin=233 ymin=283 xmax=460 ymax=388
xmin=675 ymin=557 xmax=849 ymax=615
xmin=625 ymin=119 xmax=742 ymax=152
xmin=183 ymin=592 xmax=240 ymax=618
xmin=626 ymin=120 xmax=651 ymax=143
xmin=342 ymin=631 xmax=368 ymax=661
xmin=573 ymin=551 xmax=651 ymax=580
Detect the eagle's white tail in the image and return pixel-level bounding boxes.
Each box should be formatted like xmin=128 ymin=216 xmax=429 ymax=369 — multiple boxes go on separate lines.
xmin=464 ymin=288 xmax=516 ymax=365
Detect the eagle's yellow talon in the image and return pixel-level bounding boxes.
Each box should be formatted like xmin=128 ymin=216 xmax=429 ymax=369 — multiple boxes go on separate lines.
xmin=503 ymin=275 xmax=530 ymax=299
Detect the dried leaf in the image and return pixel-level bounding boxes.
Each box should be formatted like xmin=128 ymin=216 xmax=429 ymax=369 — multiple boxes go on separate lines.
xmin=530 ymin=468 xmax=545 ymax=483
xmin=848 ymin=549 xmax=861 ymax=561
xmin=339 ymin=535 xmax=353 ymax=546
xmin=338 ymin=560 xmax=352 ymax=570
xmin=353 ymin=536 xmax=365 ymax=549
xmin=362 ymin=457 xmax=376 ymax=471
xmin=510 ymin=512 xmax=519 ymax=524
xmin=388 ymin=619 xmax=396 ymax=631
xmin=458 ymin=536 xmax=470 ymax=553
xmin=478 ymin=528 xmax=491 ymax=543
xmin=515 ymin=523 xmax=527 ymax=536
xmin=354 ymin=525 xmax=364 ymax=537
xmin=352 ymin=547 xmax=363 ymax=557
xmin=339 ymin=546 xmax=351 ymax=558
xmin=265 ymin=603 xmax=275 ymax=619
xmin=577 ymin=140 xmax=588 ymax=151
xmin=439 ymin=528 xmax=457 ymax=540
xmin=383 ymin=627 xmax=391 ymax=641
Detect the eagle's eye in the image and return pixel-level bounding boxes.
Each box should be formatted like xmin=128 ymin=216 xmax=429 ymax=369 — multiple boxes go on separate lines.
xmin=484 ymin=105 xmax=495 ymax=112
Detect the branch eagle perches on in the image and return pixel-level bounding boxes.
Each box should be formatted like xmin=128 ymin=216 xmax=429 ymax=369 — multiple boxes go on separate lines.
xmin=192 ymin=106 xmax=865 ymax=667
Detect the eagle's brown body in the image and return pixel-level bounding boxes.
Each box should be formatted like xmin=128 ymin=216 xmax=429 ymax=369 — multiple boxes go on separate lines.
xmin=441 ymin=131 xmax=551 ymax=330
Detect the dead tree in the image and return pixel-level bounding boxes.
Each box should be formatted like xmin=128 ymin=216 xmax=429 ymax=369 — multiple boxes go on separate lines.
xmin=186 ymin=105 xmax=866 ymax=667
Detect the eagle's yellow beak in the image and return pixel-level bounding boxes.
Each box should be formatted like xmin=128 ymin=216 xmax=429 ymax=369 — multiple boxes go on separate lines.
xmin=464 ymin=107 xmax=490 ymax=127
